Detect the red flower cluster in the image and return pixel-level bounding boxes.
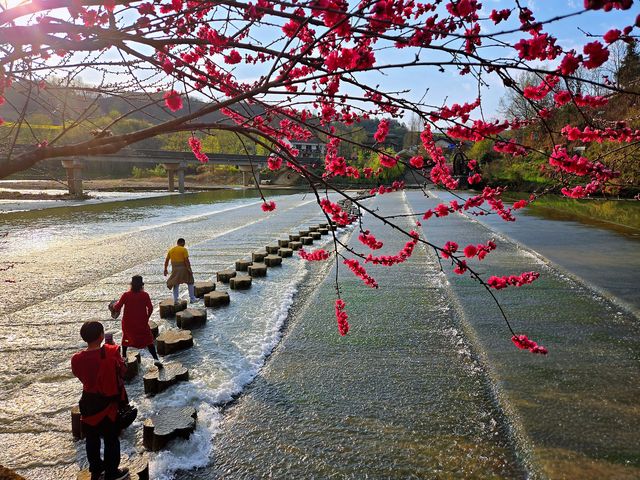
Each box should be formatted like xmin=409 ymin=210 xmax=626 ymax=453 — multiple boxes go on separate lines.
xmin=561 ymin=125 xmax=640 ymax=143
xmin=374 ymin=119 xmax=390 ymax=143
xmin=409 ymin=156 xmax=425 ymax=168
xmin=343 ymin=258 xmax=378 ymax=288
xmin=188 ymin=136 xmax=208 ymax=163
xmin=267 ymin=156 xmax=283 ymax=171
xmin=365 ymin=231 xmax=419 ymax=266
xmin=441 ymin=241 xmax=458 ymax=259
xmin=493 ymin=139 xmax=528 ymax=157
xmin=514 ymin=34 xmax=560 ymax=62
xmin=163 ymin=90 xmax=183 ymax=112
xmin=463 ymin=240 xmax=497 ymax=260
xmin=335 ymin=298 xmax=349 ymax=336
xmin=430 ymin=98 xmax=480 ymax=123
xmin=299 ymin=248 xmax=330 ymax=261
xmin=523 ymin=74 xmax=560 ymax=101
xmin=583 ymin=41 xmax=609 ymax=69
xmin=421 ymin=127 xmax=458 ymax=189
xmin=320 ymin=198 xmax=353 ymax=225
xmin=487 ymin=271 xmax=540 ymax=290
xmin=468 ymin=173 xmax=483 ymax=185
xmin=489 ymin=8 xmax=511 ymax=24
xmin=512 ymin=334 xmax=548 ymax=354
xmin=446 ymin=0 xmax=480 ymax=19
xmin=370 ymin=181 xmax=405 ymax=195
xmin=554 ymin=90 xmax=608 ymax=108
xmin=379 ymin=153 xmax=398 ymax=168
xmin=549 ymin=146 xmax=617 ymax=185
xmin=453 ymin=260 xmax=468 ymax=275
xmin=261 ymin=201 xmax=276 ymax=212
xmin=358 ymin=230 xmax=384 ymax=250
xmin=448 ymin=119 xmax=510 ymax=142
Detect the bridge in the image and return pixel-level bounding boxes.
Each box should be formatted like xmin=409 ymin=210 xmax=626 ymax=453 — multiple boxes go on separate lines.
xmin=56 ymin=150 xmax=319 ymax=196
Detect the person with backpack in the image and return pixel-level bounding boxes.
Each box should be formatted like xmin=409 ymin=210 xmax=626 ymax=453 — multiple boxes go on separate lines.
xmin=71 ymin=321 xmax=130 ymax=480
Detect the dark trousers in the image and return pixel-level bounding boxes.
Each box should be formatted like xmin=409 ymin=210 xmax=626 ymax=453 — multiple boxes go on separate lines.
xmin=83 ymin=416 xmax=120 ymax=475
xmin=122 ymin=344 xmax=159 ymax=360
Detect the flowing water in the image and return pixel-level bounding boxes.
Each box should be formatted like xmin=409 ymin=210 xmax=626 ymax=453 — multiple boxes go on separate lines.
xmin=0 ymin=189 xmax=638 ymax=479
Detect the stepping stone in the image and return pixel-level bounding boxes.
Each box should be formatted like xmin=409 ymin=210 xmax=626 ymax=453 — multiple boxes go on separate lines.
xmin=156 ymin=329 xmax=193 ymax=356
xmin=308 ymin=226 xmax=319 ymax=232
xmin=124 ymin=351 xmax=141 ymax=381
xmin=230 ymin=275 xmax=252 ymax=290
xmin=264 ymin=254 xmax=282 ymax=267
xmin=176 ymin=308 xmax=207 ymax=329
xmin=252 ymin=251 xmax=267 ymax=262
xmin=78 ymin=455 xmax=149 ymax=480
xmin=328 ymin=224 xmax=338 ymax=231
xmin=318 ymin=223 xmax=328 ymax=229
xmin=248 ymin=263 xmax=267 ymax=277
xmin=143 ymin=406 xmax=197 ymax=452
xmin=289 ymin=234 xmax=300 ymax=241
xmin=194 ymin=281 xmax=215 ymax=298
xmin=299 ymin=229 xmax=310 ymax=237
xmin=289 ymin=241 xmax=303 ymax=250
xmin=149 ymin=320 xmax=159 ymax=339
xmin=159 ymin=299 xmax=187 ymax=319
xmin=301 ymin=236 xmax=313 ymax=245
xmin=265 ymin=245 xmax=280 ymax=254
xmin=0 ymin=466 xmax=26 ymax=480
xmin=235 ymin=259 xmax=252 ymax=271
xmin=278 ymin=248 xmax=293 ymax=258
xmin=310 ymin=232 xmax=322 ymax=240
xmin=277 ymin=239 xmax=290 ymax=247
xmin=204 ymin=291 xmax=230 ymax=308
xmin=216 ymin=269 xmax=236 ymax=283
xmin=71 ymin=405 xmax=84 ymax=439
xmin=143 ymin=362 xmax=189 ymax=395
xmin=318 ymin=228 xmax=329 ymax=235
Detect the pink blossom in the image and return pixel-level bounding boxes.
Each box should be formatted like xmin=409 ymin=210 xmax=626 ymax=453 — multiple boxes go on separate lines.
xmin=463 ymin=244 xmax=477 ymax=258
xmin=261 ymin=201 xmax=276 ymax=212
xmin=299 ymin=248 xmax=330 ymax=261
xmin=512 ymin=334 xmax=548 ymax=354
xmin=335 ymin=299 xmax=350 ymax=336
xmin=163 ymin=90 xmax=183 ymax=112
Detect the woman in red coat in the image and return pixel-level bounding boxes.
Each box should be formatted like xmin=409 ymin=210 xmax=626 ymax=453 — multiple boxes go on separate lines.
xmin=111 ymin=275 xmax=162 ymax=368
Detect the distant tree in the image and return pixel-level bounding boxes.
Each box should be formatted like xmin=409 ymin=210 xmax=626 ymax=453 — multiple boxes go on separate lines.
xmin=616 ymin=41 xmax=640 ymax=91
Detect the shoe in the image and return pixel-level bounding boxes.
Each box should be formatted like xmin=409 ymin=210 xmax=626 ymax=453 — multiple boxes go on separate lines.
xmin=90 ymin=470 xmax=105 ymax=480
xmin=154 ymin=360 xmax=164 ymax=369
xmin=190 ymin=297 xmax=199 ymax=304
xmin=106 ymin=468 xmax=129 ymax=480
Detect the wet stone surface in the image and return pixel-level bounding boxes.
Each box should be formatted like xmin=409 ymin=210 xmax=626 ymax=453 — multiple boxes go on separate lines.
xmin=264 ymin=255 xmax=283 ymax=267
xmin=149 ymin=320 xmax=159 ymax=339
xmin=310 ymin=232 xmax=321 ymax=240
xmin=318 ymin=228 xmax=329 ymax=235
xmin=288 ymin=234 xmax=300 ymax=241
xmin=143 ymin=406 xmax=197 ymax=452
xmin=235 ymin=259 xmax=252 ymax=271
xmin=278 ymin=248 xmax=293 ymax=258
xmin=124 ymin=351 xmax=141 ymax=381
xmin=298 ymin=230 xmax=309 ymax=237
xmin=156 ymin=329 xmax=194 ymax=356
xmin=159 ymin=299 xmax=188 ymax=318
xmin=176 ymin=308 xmax=207 ymax=330
xmin=247 ymin=263 xmax=267 ymax=277
xmin=308 ymin=226 xmax=319 ymax=232
xmin=288 ymin=241 xmax=303 ymax=250
xmin=193 ymin=281 xmax=215 ymax=298
xmin=204 ymin=291 xmax=230 ymax=308
xmin=300 ymin=236 xmax=313 ymax=245
xmin=230 ymin=275 xmax=252 ymax=290
xmin=216 ymin=270 xmax=236 ymax=283
xmin=277 ymin=239 xmax=290 ymax=247
xmin=252 ymin=251 xmax=267 ymax=262
xmin=265 ymin=245 xmax=280 ymax=254
xmin=143 ymin=361 xmax=189 ymax=395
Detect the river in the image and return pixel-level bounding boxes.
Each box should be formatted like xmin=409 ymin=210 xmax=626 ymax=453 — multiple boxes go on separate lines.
xmin=0 ymin=188 xmax=638 ymax=479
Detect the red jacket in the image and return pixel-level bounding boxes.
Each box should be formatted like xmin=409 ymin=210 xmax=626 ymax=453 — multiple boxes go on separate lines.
xmin=113 ymin=290 xmax=154 ymax=348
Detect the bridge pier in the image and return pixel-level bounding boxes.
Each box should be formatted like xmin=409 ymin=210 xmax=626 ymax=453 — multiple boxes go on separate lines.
xmin=165 ymin=163 xmax=186 ymax=193
xmin=238 ymin=165 xmax=260 ymax=187
xmin=61 ymin=159 xmax=84 ymax=197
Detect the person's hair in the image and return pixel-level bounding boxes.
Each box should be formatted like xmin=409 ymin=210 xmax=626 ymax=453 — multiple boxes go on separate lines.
xmin=130 ymin=275 xmax=144 ymax=292
xmin=80 ymin=321 xmax=104 ymax=344
xmin=177 ymin=238 xmax=185 ymax=246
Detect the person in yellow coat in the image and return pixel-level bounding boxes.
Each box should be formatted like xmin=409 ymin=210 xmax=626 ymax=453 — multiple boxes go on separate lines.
xmin=164 ymin=238 xmax=197 ymax=303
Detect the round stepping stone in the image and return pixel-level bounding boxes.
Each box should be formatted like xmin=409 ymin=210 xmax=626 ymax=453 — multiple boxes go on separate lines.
xmin=328 ymin=224 xmax=338 ymax=231
xmin=143 ymin=361 xmax=189 ymax=395
xmin=310 ymin=232 xmax=321 ymax=240
xmin=248 ymin=263 xmax=267 ymax=277
xmin=278 ymin=248 xmax=293 ymax=258
xmin=252 ymin=251 xmax=267 ymax=262
xmin=318 ymin=228 xmax=329 ymax=235
xmin=308 ymin=226 xmax=319 ymax=232
xmin=156 ymin=329 xmax=193 ymax=356
xmin=216 ymin=270 xmax=236 ymax=283
xmin=204 ymin=290 xmax=230 ymax=308
xmin=235 ymin=259 xmax=252 ymax=271
xmin=299 ymin=229 xmax=310 ymax=237
xmin=264 ymin=254 xmax=282 ymax=267
xmin=230 ymin=275 xmax=252 ymax=290
xmin=265 ymin=245 xmax=280 ymax=254
xmin=301 ymin=236 xmax=313 ymax=245
xmin=176 ymin=308 xmax=207 ymax=329
xmin=78 ymin=455 xmax=149 ymax=480
xmin=124 ymin=351 xmax=141 ymax=381
xmin=193 ymin=281 xmax=215 ymax=298
xmin=318 ymin=223 xmax=328 ymax=229
xmin=159 ymin=299 xmax=187 ymax=319
xmin=289 ymin=241 xmax=303 ymax=250
xmin=288 ymin=234 xmax=300 ymax=241
xmin=71 ymin=405 xmax=84 ymax=439
xmin=277 ymin=239 xmax=290 ymax=247
xmin=143 ymin=406 xmax=197 ymax=452
xmin=149 ymin=320 xmax=159 ymax=339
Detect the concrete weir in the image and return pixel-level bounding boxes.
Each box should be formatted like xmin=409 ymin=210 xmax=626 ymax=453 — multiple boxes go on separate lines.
xmin=176 ymin=308 xmax=207 ymax=329
xmin=216 ymin=270 xmax=236 ymax=283
xmin=156 ymin=330 xmax=194 ymax=355
xmin=143 ymin=406 xmax=197 ymax=452
xmin=143 ymin=362 xmax=189 ymax=395
xmin=264 ymin=255 xmax=283 ymax=267
xmin=194 ymin=281 xmax=215 ymax=298
xmin=159 ymin=299 xmax=188 ymax=318
xmin=248 ymin=263 xmax=267 ymax=277
xmin=204 ymin=291 xmax=230 ymax=307
xmin=230 ymin=275 xmax=252 ymax=290
xmin=278 ymin=248 xmax=293 ymax=258
xmin=235 ymin=259 xmax=252 ymax=271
